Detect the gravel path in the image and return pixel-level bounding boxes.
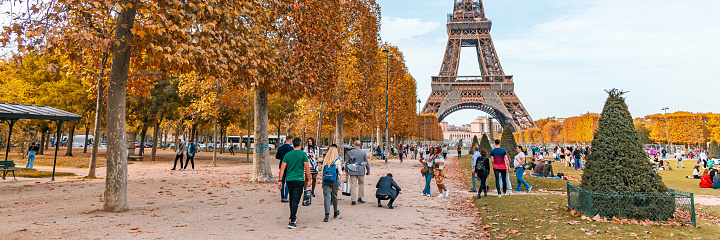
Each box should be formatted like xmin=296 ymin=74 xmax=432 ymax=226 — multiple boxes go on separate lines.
xmin=1 ymin=151 xmax=483 ymax=239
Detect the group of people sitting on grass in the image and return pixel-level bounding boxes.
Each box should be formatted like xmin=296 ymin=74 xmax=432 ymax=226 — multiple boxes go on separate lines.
xmin=695 ymin=164 xmax=720 ymax=189
xmin=529 ymin=159 xmax=564 ymax=179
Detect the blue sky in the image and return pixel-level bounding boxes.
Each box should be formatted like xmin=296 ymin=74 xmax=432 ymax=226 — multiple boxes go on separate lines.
xmin=378 ymin=0 xmax=720 ymax=126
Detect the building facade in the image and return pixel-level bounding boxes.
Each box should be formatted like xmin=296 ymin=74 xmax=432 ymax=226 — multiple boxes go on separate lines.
xmin=442 ymin=116 xmax=502 ymax=143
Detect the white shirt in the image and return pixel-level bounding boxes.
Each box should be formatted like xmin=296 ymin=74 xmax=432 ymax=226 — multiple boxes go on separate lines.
xmin=514 ymin=152 xmax=526 ymax=168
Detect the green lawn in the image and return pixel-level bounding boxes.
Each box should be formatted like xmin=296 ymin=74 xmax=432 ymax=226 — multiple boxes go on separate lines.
xmin=457 ymin=155 xmax=720 ymax=239
xmin=475 ymin=194 xmax=720 ymax=239
xmin=459 ymin=155 xmax=580 ymax=192
xmin=7 ymin=169 xmax=77 ymax=178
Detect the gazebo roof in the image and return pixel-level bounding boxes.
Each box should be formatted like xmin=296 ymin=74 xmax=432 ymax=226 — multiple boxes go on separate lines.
xmin=0 ymin=103 xmax=82 ymax=121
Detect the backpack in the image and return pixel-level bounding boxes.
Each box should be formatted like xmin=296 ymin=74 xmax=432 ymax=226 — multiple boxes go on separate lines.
xmin=708 ymin=160 xmax=715 ymax=168
xmin=323 ymin=160 xmax=339 ymax=183
xmin=475 ymin=157 xmax=487 ymax=172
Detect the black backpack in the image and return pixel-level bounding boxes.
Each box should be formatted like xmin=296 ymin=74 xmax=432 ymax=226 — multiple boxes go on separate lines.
xmin=475 ymin=157 xmax=487 ymax=172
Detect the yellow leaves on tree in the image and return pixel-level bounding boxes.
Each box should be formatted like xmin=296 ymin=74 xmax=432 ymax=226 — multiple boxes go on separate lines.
xmin=645 ymin=112 xmax=718 ymax=145
xmin=561 ymin=114 xmax=600 ymax=143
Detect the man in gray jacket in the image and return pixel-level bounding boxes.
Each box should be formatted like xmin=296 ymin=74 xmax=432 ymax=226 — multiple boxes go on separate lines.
xmin=346 ymin=140 xmax=370 ymax=205
xmin=171 ymin=139 xmax=185 ymax=170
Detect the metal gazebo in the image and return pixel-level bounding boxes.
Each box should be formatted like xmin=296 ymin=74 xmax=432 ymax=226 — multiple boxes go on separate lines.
xmin=0 ymin=103 xmax=82 ymax=181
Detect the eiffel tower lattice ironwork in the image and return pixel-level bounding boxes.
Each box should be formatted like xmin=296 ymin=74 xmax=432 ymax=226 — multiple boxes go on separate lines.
xmin=421 ymin=0 xmax=535 ymax=131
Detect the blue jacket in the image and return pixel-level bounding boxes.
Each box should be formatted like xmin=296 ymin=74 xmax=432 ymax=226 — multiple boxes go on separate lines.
xmin=375 ymin=176 xmax=401 ymax=199
xmin=187 ymin=143 xmax=196 ymax=156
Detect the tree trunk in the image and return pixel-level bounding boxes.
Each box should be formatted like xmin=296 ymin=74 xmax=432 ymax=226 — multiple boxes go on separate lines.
xmin=65 ymin=125 xmax=75 ymax=156
xmin=39 ymin=129 xmax=46 ymax=155
xmin=252 ymin=89 xmax=273 ymax=182
xmin=246 ymin=113 xmax=251 ymax=162
xmin=316 ymin=103 xmax=323 ymax=147
xmin=163 ymin=128 xmax=168 ymax=150
xmin=335 ymin=113 xmax=344 ymax=148
xmin=83 ymin=126 xmax=90 ymax=153
xmin=151 ymin=117 xmax=160 ymax=161
xmin=220 ymin=127 xmax=225 ymax=154
xmin=212 ymin=119 xmax=218 ymax=167
xmin=139 ymin=127 xmax=147 ymax=156
xmin=104 ymin=0 xmax=137 ymax=212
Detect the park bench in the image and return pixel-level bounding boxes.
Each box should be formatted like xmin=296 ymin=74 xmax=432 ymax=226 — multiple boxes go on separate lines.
xmin=128 ymin=156 xmax=144 ymax=161
xmin=1 ymin=160 xmax=20 ymax=180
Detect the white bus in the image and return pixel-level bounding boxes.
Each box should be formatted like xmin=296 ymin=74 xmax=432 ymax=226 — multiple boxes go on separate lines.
xmin=72 ymin=135 xmax=94 ymax=147
xmin=227 ymin=135 xmax=286 ymax=150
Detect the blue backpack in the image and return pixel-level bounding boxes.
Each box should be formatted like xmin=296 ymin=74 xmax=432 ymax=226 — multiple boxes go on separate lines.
xmin=323 ymin=160 xmax=339 ymax=183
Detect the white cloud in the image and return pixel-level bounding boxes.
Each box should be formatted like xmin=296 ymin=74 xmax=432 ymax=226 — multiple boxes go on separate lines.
xmin=380 ymin=17 xmax=441 ymax=43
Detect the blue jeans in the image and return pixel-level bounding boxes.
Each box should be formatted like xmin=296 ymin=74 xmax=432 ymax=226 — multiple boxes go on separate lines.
xmin=575 ymin=158 xmax=582 ymax=170
xmin=471 ymin=173 xmax=478 ymax=190
xmin=515 ymin=168 xmax=531 ymax=192
xmin=422 ymin=172 xmax=432 ymax=195
xmin=26 ymin=151 xmax=35 ymax=168
xmin=280 ymin=171 xmax=288 ymax=200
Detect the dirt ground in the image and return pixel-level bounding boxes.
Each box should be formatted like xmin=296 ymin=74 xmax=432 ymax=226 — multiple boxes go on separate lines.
xmin=1 ymin=149 xmax=484 ymax=239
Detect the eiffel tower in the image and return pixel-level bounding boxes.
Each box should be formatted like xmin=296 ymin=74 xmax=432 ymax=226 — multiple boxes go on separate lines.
xmin=422 ymin=0 xmax=535 ymax=131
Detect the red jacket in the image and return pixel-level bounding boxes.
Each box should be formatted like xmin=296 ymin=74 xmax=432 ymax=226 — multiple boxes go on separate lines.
xmin=700 ymin=174 xmax=713 ymax=188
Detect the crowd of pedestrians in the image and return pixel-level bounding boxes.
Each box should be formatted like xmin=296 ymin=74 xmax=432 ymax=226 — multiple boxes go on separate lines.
xmin=276 ymin=138 xmax=402 ymax=229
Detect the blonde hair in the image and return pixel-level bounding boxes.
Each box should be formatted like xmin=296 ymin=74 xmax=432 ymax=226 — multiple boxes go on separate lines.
xmin=324 ymin=146 xmax=339 ymax=164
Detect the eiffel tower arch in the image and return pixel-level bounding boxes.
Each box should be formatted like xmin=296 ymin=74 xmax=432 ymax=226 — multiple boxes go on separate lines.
xmin=422 ymin=0 xmax=535 ymax=132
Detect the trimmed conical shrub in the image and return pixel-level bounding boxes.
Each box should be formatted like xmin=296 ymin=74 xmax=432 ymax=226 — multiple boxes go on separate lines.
xmin=500 ymin=126 xmax=518 ymax=161
xmin=581 ymin=90 xmax=667 ymax=193
xmin=479 ymin=134 xmax=492 ymax=154
xmin=469 ymin=135 xmax=480 ymax=155
xmin=580 ymin=89 xmax=672 ymax=221
xmin=709 ymin=140 xmax=720 ymax=159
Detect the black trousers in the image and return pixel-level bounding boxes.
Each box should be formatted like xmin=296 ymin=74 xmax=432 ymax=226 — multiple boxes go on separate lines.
xmin=173 ymin=154 xmax=184 ymax=169
xmin=184 ymin=154 xmax=195 ymax=169
xmin=228 ymin=148 xmax=234 ymax=155
xmin=477 ymin=172 xmax=489 ymax=195
xmin=287 ymin=181 xmax=304 ymax=221
xmin=493 ymin=169 xmax=508 ymax=194
xmin=376 ymin=194 xmax=395 ymax=206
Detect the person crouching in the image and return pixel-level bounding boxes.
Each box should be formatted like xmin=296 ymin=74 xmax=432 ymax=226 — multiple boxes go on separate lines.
xmin=376 ymin=173 xmax=402 ymax=209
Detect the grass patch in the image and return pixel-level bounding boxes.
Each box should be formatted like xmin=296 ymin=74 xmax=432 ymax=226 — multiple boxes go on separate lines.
xmin=698 ymin=205 xmax=720 ymax=218
xmin=458 ymin=155 xmax=575 ymax=192
xmin=13 ymin=168 xmax=76 ymax=178
xmin=457 ymin=155 xmax=720 ymax=239
xmin=475 ymin=194 xmax=720 ymax=239
xmin=1 ymin=152 xmax=105 ymax=169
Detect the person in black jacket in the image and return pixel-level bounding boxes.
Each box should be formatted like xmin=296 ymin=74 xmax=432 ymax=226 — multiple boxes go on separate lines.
xmin=473 ymin=149 xmax=491 ymax=198
xmin=375 ymin=173 xmax=401 ymax=209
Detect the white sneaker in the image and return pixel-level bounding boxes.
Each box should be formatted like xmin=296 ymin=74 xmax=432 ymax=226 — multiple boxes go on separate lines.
xmin=420 ymin=193 xmax=426 ymax=196
xmin=507 ymin=190 xmax=513 ymax=195
xmin=437 ymin=194 xmax=444 ymax=198
xmin=444 ymin=190 xmax=449 ymax=197
xmin=498 ymin=194 xmax=502 ymax=197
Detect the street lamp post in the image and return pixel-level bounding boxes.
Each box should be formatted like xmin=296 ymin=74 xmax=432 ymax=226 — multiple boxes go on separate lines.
xmin=383 ymin=49 xmax=392 ymax=163
xmin=662 ymin=107 xmax=670 ymax=152
xmin=417 ymin=99 xmax=421 ymax=144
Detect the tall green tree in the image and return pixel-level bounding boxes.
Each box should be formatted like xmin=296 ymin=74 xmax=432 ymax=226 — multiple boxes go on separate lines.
xmin=469 ymin=135 xmax=479 ymax=155
xmin=709 ymin=140 xmax=720 ymax=159
xmin=500 ymin=126 xmax=518 ymax=161
xmin=479 ymin=134 xmax=492 ymax=154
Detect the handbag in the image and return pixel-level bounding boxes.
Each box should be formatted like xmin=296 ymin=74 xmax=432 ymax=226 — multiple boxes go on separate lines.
xmin=420 ymin=167 xmax=427 ymax=175
xmin=302 ymin=189 xmax=312 ymax=206
xmin=342 ymin=175 xmax=351 ymax=196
